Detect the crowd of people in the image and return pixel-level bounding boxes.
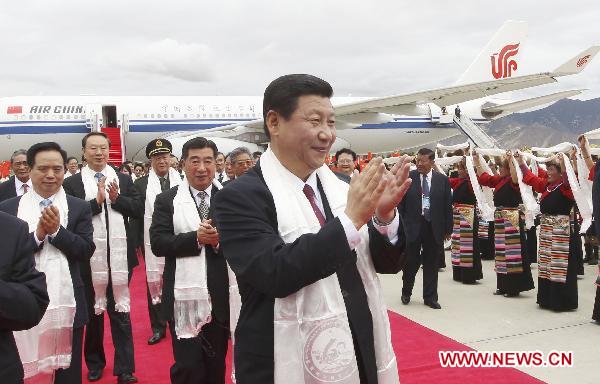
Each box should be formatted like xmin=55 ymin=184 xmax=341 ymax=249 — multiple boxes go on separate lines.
xmin=1 ymin=73 xmax=599 ymax=384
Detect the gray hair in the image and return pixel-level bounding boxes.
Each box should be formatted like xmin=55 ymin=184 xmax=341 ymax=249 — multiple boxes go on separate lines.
xmin=229 ymin=147 xmax=252 ymax=163
xmin=10 ymin=149 xmax=27 ymax=163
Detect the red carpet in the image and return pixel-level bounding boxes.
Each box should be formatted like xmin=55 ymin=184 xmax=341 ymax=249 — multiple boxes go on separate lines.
xmin=84 ymin=255 xmax=542 ymax=383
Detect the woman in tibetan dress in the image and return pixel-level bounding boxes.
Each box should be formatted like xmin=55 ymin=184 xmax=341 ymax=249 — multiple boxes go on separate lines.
xmin=474 ymin=153 xmax=535 ymax=297
xmin=517 ymin=153 xmax=578 ymax=311
xmin=449 ymin=159 xmax=483 ymax=284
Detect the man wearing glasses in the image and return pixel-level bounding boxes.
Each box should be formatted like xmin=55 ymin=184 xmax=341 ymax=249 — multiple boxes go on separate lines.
xmin=223 ymin=147 xmax=254 ymax=185
xmin=0 ymin=149 xmax=32 ymax=202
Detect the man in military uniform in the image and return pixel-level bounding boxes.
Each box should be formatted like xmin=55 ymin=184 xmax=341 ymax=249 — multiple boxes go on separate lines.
xmin=134 ymin=139 xmax=182 ymax=345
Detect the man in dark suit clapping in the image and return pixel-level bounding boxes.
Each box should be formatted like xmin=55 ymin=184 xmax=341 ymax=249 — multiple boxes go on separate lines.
xmin=0 ymin=142 xmax=95 ymax=383
xmin=399 ymin=148 xmax=453 ymax=309
xmin=63 ymin=132 xmax=142 ymax=383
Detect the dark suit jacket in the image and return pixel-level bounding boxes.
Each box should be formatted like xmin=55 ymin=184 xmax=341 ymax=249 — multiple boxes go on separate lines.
xmin=334 ymin=171 xmax=351 ymax=184
xmin=63 ymin=171 xmax=143 ymax=272
xmin=213 ymin=163 xmax=406 ymax=384
xmin=132 ymin=174 xmax=176 ymax=250
xmin=132 ymin=175 xmax=150 ymax=249
xmin=0 ymin=211 xmax=49 ymax=383
xmin=0 ymin=194 xmax=95 ymax=328
xmin=149 ymin=185 xmax=230 ymax=324
xmin=399 ymin=169 xmax=453 ymax=244
xmin=0 ymin=176 xmax=18 ymax=203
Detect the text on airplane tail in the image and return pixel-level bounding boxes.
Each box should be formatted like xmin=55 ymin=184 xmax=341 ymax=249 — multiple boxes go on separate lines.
xmin=491 ymin=43 xmax=520 ymax=79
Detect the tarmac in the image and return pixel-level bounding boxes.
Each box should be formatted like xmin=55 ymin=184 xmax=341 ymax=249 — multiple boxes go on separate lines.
xmin=380 ymin=251 xmax=599 ymax=384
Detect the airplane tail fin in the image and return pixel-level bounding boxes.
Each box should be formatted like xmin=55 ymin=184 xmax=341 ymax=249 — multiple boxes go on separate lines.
xmin=552 ymin=46 xmax=600 ymax=76
xmin=455 ymin=20 xmax=528 ymax=85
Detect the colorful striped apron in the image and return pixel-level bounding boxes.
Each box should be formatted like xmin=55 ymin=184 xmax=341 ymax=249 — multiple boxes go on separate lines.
xmin=494 ymin=208 xmax=524 ymax=274
xmin=451 ymin=204 xmax=475 ymax=268
xmin=538 ymin=214 xmax=570 ymax=284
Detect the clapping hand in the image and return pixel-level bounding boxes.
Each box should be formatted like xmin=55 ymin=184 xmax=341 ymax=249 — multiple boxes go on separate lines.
xmin=345 ymin=156 xmax=412 ymax=230
xmin=107 ymin=180 xmax=119 ymax=203
xmin=197 ymin=219 xmax=219 ymax=247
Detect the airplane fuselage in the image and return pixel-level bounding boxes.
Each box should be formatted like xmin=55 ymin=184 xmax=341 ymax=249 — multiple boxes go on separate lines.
xmin=0 ymin=95 xmax=490 ymax=161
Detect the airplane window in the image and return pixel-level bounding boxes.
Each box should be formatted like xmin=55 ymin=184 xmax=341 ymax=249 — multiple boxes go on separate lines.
xmin=144 ymin=114 xmax=148 ymax=118
xmin=29 ymin=115 xmax=33 ymax=119
xmin=184 ymin=114 xmax=187 ymax=118
xmin=37 ymin=115 xmax=41 ymax=120
xmin=151 ymin=114 xmax=155 ymax=118
xmin=203 ymin=114 xmax=206 ymax=118
xmin=234 ymin=114 xmax=238 ymax=118
xmin=170 ymin=114 xmax=174 ymax=118
xmin=228 ymin=114 xmax=231 ymax=118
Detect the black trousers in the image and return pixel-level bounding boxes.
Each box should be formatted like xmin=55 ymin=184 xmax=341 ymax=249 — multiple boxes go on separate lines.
xmin=83 ymin=275 xmax=135 ymax=376
xmin=54 ymin=326 xmax=84 ymax=384
xmin=402 ymin=217 xmax=440 ymax=301
xmin=169 ymin=317 xmax=229 ymax=384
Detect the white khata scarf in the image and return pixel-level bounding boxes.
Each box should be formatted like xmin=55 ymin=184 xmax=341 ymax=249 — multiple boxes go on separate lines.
xmin=144 ymin=168 xmax=182 ymax=304
xmin=576 ymin=149 xmax=594 ymax=211
xmin=81 ymin=165 xmax=129 ymax=314
xmin=465 ymin=156 xmax=496 ymax=222
xmin=14 ymin=188 xmax=75 ymax=379
xmin=532 ymin=142 xmax=574 ymax=155
xmin=560 ymin=152 xmax=593 ymax=232
xmin=476 ymin=148 xmax=539 ymax=228
xmin=260 ymin=148 xmax=399 ymax=384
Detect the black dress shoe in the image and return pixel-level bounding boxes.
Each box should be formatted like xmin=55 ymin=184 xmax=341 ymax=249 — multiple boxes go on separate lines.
xmin=401 ymin=295 xmax=410 ymax=305
xmin=493 ymin=289 xmax=505 ymax=295
xmin=504 ymin=292 xmax=520 ymax=298
xmin=117 ymin=373 xmax=139 ymax=384
xmin=148 ymin=330 xmax=166 ymax=345
xmin=87 ymin=369 xmax=103 ymax=382
xmin=424 ymin=300 xmax=442 ymax=309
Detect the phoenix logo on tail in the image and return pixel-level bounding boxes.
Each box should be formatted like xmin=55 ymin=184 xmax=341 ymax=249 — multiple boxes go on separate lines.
xmin=491 ymin=43 xmax=520 ymax=79
xmin=577 ymin=55 xmax=591 ymax=67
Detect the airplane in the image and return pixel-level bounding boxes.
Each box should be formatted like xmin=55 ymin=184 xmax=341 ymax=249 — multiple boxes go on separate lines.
xmin=0 ymin=20 xmax=597 ymax=163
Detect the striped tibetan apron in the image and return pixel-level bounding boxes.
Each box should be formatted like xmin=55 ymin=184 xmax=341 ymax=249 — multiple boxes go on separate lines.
xmin=538 ymin=214 xmax=570 ymax=284
xmin=494 ymin=207 xmax=524 ymax=274
xmin=451 ymin=203 xmax=475 ymax=268
xmin=477 ymin=219 xmax=489 ymax=240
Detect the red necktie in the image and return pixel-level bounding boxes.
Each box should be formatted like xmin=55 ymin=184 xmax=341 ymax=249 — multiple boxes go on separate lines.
xmin=303 ymin=184 xmax=326 ymax=227
xmin=23 ymin=184 xmax=29 ymax=193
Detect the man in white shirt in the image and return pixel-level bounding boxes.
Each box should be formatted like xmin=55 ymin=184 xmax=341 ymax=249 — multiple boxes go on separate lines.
xmin=215 ymin=152 xmax=228 ymax=184
xmin=65 ymin=156 xmax=80 ymax=178
xmin=0 ymin=149 xmax=32 ymax=202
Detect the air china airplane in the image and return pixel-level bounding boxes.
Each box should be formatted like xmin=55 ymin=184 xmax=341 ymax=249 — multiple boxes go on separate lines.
xmin=0 ymin=20 xmax=597 ymax=162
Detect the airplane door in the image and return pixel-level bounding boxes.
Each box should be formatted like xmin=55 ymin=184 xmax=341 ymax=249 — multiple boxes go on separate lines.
xmin=86 ymin=104 xmax=101 ymax=132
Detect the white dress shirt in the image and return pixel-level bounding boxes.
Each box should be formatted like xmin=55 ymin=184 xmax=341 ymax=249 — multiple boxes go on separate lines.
xmin=15 ymin=177 xmax=33 ymax=196
xmin=419 ymin=168 xmax=433 ymax=216
xmin=287 ymin=169 xmax=400 ymax=250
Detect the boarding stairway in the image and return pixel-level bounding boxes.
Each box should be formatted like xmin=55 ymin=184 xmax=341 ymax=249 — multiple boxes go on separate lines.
xmin=453 ymin=115 xmax=498 ymax=149
xmin=100 ymin=127 xmax=125 ymax=166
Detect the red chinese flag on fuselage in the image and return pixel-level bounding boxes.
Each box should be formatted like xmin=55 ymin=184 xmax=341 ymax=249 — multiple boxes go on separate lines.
xmin=7 ymin=106 xmax=22 ymax=114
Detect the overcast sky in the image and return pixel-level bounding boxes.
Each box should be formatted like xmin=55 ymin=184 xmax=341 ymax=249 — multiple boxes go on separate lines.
xmin=1 ymin=0 xmax=598 ymax=101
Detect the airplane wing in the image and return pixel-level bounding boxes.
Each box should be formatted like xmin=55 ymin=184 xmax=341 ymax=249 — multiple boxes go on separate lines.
xmin=163 ymin=46 xmax=599 ymax=140
xmin=481 ymin=89 xmax=585 ymax=119
xmin=334 ymin=46 xmax=599 ymax=116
